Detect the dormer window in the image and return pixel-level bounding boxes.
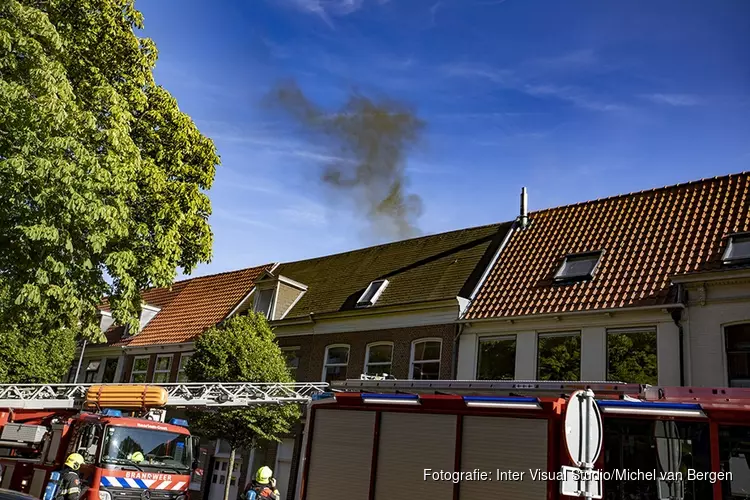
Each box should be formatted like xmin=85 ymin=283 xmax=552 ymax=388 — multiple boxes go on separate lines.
xmin=723 ymin=233 xmax=750 ymax=265
xmin=253 ymin=288 xmax=275 ymax=317
xmin=356 ymin=279 xmax=389 ymax=307
xmin=554 ymin=251 xmax=602 ymax=283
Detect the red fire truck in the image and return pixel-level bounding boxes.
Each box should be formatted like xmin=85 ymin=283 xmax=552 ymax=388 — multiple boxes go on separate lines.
xmin=297 ymin=379 xmax=750 ymax=500
xmin=0 ymin=382 xmax=327 ymax=500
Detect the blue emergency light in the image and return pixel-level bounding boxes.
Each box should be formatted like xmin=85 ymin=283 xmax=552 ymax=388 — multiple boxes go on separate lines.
xmin=463 ymin=396 xmax=542 ymax=410
xmin=101 ymin=409 xmax=123 ymax=417
xmin=169 ymin=418 xmax=189 ymax=427
xmin=361 ymin=393 xmax=420 ymax=405
xmin=596 ymin=400 xmax=706 ymax=418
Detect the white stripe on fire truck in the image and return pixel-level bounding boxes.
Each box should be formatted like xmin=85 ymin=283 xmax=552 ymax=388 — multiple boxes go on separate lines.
xmin=171 ymin=482 xmax=186 ymax=491
xmin=155 ymin=481 xmax=172 ymax=490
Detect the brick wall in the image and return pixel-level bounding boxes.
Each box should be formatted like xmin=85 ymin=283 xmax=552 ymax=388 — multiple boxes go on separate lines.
xmin=277 ymin=323 xmax=457 ymax=382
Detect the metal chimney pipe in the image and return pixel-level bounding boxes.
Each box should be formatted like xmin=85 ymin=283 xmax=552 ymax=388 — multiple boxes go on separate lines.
xmin=519 ymin=187 xmax=528 ymax=228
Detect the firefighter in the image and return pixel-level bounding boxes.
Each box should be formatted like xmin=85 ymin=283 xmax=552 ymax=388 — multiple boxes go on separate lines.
xmin=242 ymin=466 xmax=280 ymax=500
xmin=56 ymin=453 xmax=84 ymax=500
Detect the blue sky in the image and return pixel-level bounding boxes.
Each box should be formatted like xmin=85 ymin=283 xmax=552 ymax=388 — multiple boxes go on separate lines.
xmin=136 ymin=0 xmax=750 ymax=278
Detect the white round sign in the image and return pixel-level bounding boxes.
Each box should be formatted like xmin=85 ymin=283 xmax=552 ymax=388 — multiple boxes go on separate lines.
xmin=564 ymin=389 xmax=603 ymax=467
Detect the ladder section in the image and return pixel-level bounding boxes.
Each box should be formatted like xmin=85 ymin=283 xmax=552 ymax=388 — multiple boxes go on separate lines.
xmin=330 ymin=379 xmax=646 ymax=398
xmin=0 ymin=382 xmax=329 ymax=410
xmin=164 ymin=382 xmax=329 ymax=406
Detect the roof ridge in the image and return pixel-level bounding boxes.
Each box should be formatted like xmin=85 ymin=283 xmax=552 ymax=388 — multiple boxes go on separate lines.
xmin=148 ymin=262 xmax=275 ymax=291
xmin=275 ymin=221 xmax=510 ymax=267
xmin=530 ymin=170 xmax=750 ymax=216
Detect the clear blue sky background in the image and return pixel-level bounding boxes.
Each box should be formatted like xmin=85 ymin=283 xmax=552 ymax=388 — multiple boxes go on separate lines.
xmin=136 ymin=0 xmax=750 ymax=278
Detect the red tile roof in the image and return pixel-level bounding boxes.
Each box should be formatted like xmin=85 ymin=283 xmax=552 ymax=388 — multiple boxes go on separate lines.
xmin=465 ymin=172 xmax=750 ymax=319
xmin=101 ymin=264 xmax=274 ymax=347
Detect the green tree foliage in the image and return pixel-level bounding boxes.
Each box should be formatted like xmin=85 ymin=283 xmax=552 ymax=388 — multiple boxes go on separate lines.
xmin=185 ymin=314 xmax=300 ymax=500
xmin=607 ymin=331 xmax=658 ymax=385
xmin=0 ymin=0 xmax=219 ymax=382
xmin=537 ymin=335 xmax=581 ymax=381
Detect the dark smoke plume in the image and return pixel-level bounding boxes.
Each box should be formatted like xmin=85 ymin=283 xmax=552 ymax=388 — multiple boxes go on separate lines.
xmin=265 ymin=80 xmax=426 ymax=240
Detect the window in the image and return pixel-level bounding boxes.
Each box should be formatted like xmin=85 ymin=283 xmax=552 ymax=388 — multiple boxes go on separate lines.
xmin=83 ymin=360 xmax=101 ymax=383
xmin=537 ymin=332 xmax=581 ymax=381
xmin=152 ymin=355 xmax=173 ymax=383
xmin=130 ymin=356 xmax=149 ymax=383
xmin=365 ymin=342 xmax=393 ymax=376
xmin=177 ymin=353 xmax=193 ymax=383
xmin=410 ymin=339 xmax=442 ymax=380
xmin=254 ymin=288 xmax=275 ymax=316
xmin=102 ymin=358 xmax=119 ymax=383
xmin=322 ymin=345 xmax=349 ymax=383
xmin=718 ymin=425 xmax=750 ymax=498
xmin=282 ymin=347 xmax=300 ymax=379
xmin=554 ymin=251 xmax=602 ymax=283
xmin=477 ymin=336 xmax=516 ymax=380
xmin=723 ymin=233 xmax=750 ymax=265
xmin=356 ymin=279 xmax=389 ymax=307
xmin=726 ymin=324 xmax=750 ymax=388
xmin=607 ymin=328 xmax=657 ymax=385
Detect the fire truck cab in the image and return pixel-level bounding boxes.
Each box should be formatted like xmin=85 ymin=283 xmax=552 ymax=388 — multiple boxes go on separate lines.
xmin=0 ymin=386 xmax=196 ymax=500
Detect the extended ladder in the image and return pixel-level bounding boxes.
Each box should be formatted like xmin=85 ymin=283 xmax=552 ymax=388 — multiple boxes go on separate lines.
xmin=0 ymin=382 xmax=329 ymax=410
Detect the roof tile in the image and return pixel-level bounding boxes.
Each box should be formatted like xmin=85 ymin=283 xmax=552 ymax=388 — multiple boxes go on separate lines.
xmin=465 ymin=172 xmax=750 ymax=319
xmin=102 ymin=264 xmax=273 ymax=347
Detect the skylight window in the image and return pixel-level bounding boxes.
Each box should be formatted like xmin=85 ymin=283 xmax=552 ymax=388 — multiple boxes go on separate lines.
xmin=723 ymin=233 xmax=750 ymax=265
xmin=554 ymin=251 xmax=603 ymax=283
xmin=356 ymin=279 xmax=389 ymax=307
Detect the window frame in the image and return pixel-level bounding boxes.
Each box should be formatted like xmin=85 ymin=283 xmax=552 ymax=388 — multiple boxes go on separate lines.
xmin=253 ymin=287 xmax=276 ymax=317
xmin=724 ymin=323 xmax=750 ymax=388
xmin=536 ymin=331 xmax=582 ymax=381
xmin=281 ymin=346 xmax=300 ymax=377
xmin=321 ymin=344 xmax=350 ymax=383
xmin=476 ymin=335 xmax=517 ymax=381
xmin=606 ymin=327 xmax=658 ymax=384
xmin=722 ymin=232 xmax=750 ymax=265
xmin=553 ymin=250 xmax=604 ymax=284
xmin=130 ymin=355 xmax=150 ymax=383
xmin=364 ymin=341 xmax=394 ymax=376
xmin=151 ymin=354 xmax=173 ymax=383
xmin=356 ymin=279 xmax=389 ymax=308
xmin=177 ymin=352 xmax=193 ymax=383
xmin=83 ymin=360 xmax=102 ymax=383
xmin=409 ymin=338 xmax=443 ymax=380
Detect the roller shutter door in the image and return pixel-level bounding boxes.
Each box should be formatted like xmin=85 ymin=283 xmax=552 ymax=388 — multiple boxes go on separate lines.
xmin=306 ymin=409 xmax=375 ymax=500
xmin=375 ymin=412 xmax=456 ymax=500
xmin=459 ymin=415 xmax=548 ymax=500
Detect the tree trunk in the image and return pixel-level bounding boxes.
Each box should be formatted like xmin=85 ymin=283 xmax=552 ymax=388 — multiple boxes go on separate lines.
xmin=223 ymin=447 xmax=236 ymax=500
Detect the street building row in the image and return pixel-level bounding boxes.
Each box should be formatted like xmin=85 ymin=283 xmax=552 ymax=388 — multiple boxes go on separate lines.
xmin=71 ymin=171 xmax=750 ymax=500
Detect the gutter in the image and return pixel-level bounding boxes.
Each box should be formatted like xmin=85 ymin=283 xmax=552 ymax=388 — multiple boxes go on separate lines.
xmin=669 ymin=284 xmax=688 ymax=386
xmin=451 ymin=322 xmax=464 ymax=379
xmin=460 ymin=302 xmax=686 ymax=325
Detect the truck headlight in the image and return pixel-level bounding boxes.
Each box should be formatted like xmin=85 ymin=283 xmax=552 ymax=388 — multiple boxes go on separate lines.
xmin=175 ymin=494 xmax=186 ymax=500
xmin=99 ymin=491 xmax=112 ymax=500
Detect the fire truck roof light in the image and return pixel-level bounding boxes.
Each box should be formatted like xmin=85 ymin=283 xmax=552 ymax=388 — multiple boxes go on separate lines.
xmin=463 ymin=396 xmax=542 ymax=410
xmin=101 ymin=409 xmax=122 ymax=417
xmin=361 ymin=393 xmax=420 ymax=405
xmin=597 ymin=400 xmax=706 ymax=418
xmin=169 ymin=418 xmax=189 ymax=426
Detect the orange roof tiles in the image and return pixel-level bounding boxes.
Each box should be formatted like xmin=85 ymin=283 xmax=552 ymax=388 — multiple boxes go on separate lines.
xmin=103 ymin=264 xmax=274 ymax=347
xmin=465 ymin=172 xmax=750 ymax=320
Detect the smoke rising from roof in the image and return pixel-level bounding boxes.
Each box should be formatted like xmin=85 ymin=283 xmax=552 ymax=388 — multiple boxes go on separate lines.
xmin=264 ymin=80 xmax=426 ymax=240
